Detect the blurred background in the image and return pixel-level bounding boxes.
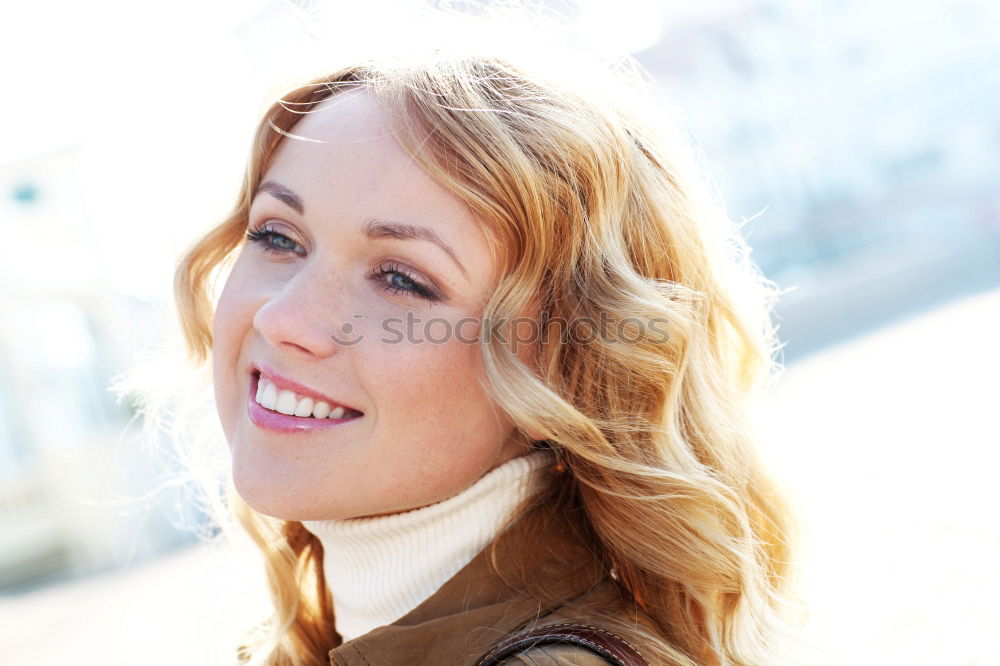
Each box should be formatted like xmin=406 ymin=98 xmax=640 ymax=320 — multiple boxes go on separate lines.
xmin=0 ymin=0 xmax=997 ymax=664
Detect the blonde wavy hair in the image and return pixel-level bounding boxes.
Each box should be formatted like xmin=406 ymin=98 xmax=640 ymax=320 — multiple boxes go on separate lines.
xmin=171 ymin=44 xmax=798 ymax=666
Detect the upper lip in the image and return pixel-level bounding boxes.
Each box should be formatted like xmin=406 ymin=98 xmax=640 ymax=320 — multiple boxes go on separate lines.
xmin=251 ymin=361 xmax=363 ymax=414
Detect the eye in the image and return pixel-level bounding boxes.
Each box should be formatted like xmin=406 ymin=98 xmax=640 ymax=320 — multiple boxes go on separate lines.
xmin=245 ymin=223 xmax=306 ymax=255
xmin=369 ymin=262 xmax=442 ymax=303
xmin=245 ymin=224 xmax=442 ymax=302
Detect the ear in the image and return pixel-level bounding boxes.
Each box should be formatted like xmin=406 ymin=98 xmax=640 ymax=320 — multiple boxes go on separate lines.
xmin=503 ymin=291 xmax=550 ymax=443
xmin=509 ymin=292 xmax=549 ymax=374
xmin=511 ymin=425 xmax=547 ymax=448
xmin=524 ymin=429 xmax=547 ymax=442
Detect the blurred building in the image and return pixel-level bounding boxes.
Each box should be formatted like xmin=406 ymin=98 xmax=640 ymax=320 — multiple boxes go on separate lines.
xmin=0 ymin=150 xmax=197 ymax=589
xmin=634 ymin=0 xmax=1000 ymax=357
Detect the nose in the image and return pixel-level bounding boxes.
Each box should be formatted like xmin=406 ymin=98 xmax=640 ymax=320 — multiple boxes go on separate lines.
xmin=252 ymin=268 xmax=351 ymax=361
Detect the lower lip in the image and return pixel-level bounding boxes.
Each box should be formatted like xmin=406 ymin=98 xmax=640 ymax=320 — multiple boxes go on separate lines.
xmin=246 ymin=373 xmax=362 ymax=434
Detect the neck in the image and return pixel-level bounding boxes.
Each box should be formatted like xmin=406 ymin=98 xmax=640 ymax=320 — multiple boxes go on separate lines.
xmin=302 ymin=449 xmax=555 ymax=641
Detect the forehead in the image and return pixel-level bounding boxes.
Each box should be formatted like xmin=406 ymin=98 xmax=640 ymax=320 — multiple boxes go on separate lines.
xmin=259 ymin=89 xmax=497 ymax=279
xmin=262 ymin=91 xmax=454 ymax=218
xmin=263 ymin=89 xmax=432 ymax=196
xmin=279 ymin=88 xmax=400 ymax=158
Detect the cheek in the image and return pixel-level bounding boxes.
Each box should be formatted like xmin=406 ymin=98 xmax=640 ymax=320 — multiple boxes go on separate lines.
xmin=212 ymin=254 xmax=266 ymax=354
xmin=380 ymin=343 xmax=505 ymax=499
xmin=364 ymin=328 xmax=502 ymax=441
xmin=212 ymin=276 xmax=244 ymax=367
xmin=211 ymin=262 xmax=256 ymax=427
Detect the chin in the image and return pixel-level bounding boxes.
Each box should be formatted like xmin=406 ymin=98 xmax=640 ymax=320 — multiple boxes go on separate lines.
xmin=230 ymin=456 xmax=300 ymax=520
xmin=235 ymin=491 xmax=326 ymax=522
xmin=230 ymin=466 xmax=354 ymax=521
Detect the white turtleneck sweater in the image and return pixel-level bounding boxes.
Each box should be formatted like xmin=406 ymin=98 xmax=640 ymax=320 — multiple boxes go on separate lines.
xmin=301 ymin=449 xmax=555 ymax=642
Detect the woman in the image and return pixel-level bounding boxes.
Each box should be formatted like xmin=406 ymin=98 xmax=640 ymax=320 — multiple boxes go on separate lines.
xmin=173 ymin=42 xmax=796 ymax=666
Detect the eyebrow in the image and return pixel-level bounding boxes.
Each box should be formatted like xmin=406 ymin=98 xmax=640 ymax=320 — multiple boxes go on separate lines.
xmin=255 ymin=180 xmax=304 ymax=215
xmin=363 ymin=218 xmax=468 ymax=279
xmin=253 ymin=180 xmax=468 ymax=279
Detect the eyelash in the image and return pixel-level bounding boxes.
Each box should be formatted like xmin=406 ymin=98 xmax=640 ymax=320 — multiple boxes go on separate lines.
xmin=244 ymin=224 xmax=441 ymax=303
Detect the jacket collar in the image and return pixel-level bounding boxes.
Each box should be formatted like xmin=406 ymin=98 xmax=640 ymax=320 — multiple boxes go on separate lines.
xmin=327 ymin=499 xmax=609 ymax=665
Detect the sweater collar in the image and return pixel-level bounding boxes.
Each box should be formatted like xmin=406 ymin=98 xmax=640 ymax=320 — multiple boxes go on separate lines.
xmin=302 ymin=450 xmax=556 ymax=642
xmin=325 ymin=475 xmax=610 ymax=666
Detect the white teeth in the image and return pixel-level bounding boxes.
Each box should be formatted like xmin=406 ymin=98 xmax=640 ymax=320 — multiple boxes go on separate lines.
xmin=294 ymin=396 xmax=314 ymax=417
xmin=260 ymin=381 xmax=278 ymax=410
xmin=275 ymin=389 xmax=298 ymax=415
xmin=254 ymin=375 xmax=356 ymax=419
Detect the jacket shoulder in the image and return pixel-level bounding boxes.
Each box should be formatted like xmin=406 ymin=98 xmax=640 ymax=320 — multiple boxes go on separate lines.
xmin=498 ymin=643 xmax=615 ymax=665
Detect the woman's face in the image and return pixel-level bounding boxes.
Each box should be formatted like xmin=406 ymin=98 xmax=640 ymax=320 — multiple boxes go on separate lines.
xmin=212 ymin=89 xmax=531 ymax=521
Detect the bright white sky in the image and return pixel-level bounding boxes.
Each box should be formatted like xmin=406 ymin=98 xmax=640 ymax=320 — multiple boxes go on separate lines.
xmin=0 ymin=0 xmax=722 ymax=300
xmin=0 ymin=0 xmax=993 ymax=301
xmin=0 ymin=0 xmax=690 ymax=164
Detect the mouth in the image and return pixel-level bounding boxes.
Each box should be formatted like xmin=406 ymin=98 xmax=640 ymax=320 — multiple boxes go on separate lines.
xmin=247 ymin=369 xmax=363 ymax=433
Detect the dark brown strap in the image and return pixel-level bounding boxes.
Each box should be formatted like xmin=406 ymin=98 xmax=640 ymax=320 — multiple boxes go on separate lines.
xmin=478 ymin=622 xmax=649 ymax=666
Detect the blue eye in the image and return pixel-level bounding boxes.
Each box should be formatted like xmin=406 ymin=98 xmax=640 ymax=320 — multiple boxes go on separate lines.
xmin=246 ymin=224 xmax=441 ymax=303
xmin=370 ymin=262 xmax=441 ymax=303
xmin=245 ymin=224 xmax=305 ymax=255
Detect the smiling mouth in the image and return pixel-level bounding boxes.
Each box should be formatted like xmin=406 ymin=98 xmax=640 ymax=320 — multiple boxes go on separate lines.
xmin=251 ymin=371 xmax=363 ymax=421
